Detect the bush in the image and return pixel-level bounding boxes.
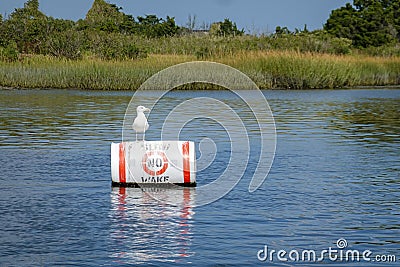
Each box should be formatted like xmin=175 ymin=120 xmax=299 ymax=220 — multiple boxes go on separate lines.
xmin=45 ymin=30 xmax=83 ymax=60
xmin=89 ymin=32 xmax=147 ymax=60
xmin=361 ymin=43 xmax=400 ymax=57
xmin=0 ymin=42 xmax=19 ymax=62
xmin=196 ymin=47 xmax=211 ymax=59
xmin=327 ymin=37 xmax=352 ymax=54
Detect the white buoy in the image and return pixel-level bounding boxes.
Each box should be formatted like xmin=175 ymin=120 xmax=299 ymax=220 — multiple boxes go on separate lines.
xmin=111 ymin=141 xmax=196 ymax=187
xmin=112 ymin=105 xmax=196 ymax=187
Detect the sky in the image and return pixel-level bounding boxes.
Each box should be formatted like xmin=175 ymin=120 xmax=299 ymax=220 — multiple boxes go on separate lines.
xmin=1 ymin=0 xmax=350 ymax=33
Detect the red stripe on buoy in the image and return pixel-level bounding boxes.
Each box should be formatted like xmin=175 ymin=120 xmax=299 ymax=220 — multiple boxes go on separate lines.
xmin=182 ymin=142 xmax=190 ymax=184
xmin=119 ymin=143 xmax=126 ymax=183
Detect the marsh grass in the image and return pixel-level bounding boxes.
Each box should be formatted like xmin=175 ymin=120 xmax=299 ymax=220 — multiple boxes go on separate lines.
xmin=0 ymin=51 xmax=399 ymax=90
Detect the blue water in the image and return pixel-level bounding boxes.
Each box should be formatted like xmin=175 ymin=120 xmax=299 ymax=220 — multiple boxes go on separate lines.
xmin=0 ymin=89 xmax=399 ymax=266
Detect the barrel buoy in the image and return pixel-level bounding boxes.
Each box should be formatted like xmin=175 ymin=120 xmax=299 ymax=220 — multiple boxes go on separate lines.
xmin=111 ymin=141 xmax=196 ymax=187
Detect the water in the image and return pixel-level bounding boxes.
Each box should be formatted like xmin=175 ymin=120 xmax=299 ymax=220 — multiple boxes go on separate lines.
xmin=0 ymin=89 xmax=399 ymax=266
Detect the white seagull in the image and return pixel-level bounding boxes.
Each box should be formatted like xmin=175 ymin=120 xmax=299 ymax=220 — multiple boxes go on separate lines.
xmin=132 ymin=106 xmax=150 ymax=141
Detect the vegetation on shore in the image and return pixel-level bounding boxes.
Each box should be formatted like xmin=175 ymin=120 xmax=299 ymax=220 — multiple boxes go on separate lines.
xmin=0 ymin=0 xmax=399 ymax=89
xmin=1 ymin=51 xmax=398 ymax=90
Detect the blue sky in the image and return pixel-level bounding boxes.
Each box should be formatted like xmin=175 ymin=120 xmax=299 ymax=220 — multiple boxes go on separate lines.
xmin=1 ymin=0 xmax=349 ymax=33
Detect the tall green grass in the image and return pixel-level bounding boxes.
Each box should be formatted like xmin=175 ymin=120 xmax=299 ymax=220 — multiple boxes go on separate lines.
xmin=225 ymin=51 xmax=400 ymax=89
xmin=0 ymin=52 xmax=399 ymax=90
xmin=0 ymin=54 xmax=194 ymax=90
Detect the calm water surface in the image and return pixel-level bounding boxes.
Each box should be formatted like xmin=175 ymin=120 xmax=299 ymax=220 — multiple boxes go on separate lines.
xmin=0 ymin=89 xmax=399 ymax=266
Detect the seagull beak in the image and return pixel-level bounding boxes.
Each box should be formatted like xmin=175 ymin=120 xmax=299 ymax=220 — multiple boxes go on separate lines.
xmin=145 ymin=108 xmax=150 ymax=112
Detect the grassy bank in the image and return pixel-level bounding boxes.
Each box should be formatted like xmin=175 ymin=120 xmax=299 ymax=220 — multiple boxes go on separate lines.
xmin=0 ymin=51 xmax=399 ymax=90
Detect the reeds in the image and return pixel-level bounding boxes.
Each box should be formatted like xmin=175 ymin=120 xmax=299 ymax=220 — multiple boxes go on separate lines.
xmin=0 ymin=51 xmax=399 ymax=90
xmin=224 ymin=51 xmax=400 ymax=89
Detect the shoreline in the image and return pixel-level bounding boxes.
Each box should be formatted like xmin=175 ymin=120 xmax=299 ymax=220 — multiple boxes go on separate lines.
xmin=2 ymin=85 xmax=400 ymax=91
xmin=1 ymin=52 xmax=399 ymax=90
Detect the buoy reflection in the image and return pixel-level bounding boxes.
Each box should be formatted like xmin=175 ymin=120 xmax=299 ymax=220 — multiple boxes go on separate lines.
xmin=109 ymin=187 xmax=195 ymax=265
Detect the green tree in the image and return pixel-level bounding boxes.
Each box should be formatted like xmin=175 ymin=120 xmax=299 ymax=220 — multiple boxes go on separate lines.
xmin=325 ymin=0 xmax=400 ymax=47
xmin=385 ymin=0 xmax=400 ymax=40
xmin=275 ymin=26 xmax=291 ymax=35
xmin=160 ymin=16 xmax=179 ymax=37
xmin=3 ymin=0 xmax=48 ymax=53
xmin=210 ymin=19 xmax=244 ymax=37
xmin=85 ymin=0 xmax=136 ymax=34
xmin=47 ymin=17 xmax=75 ymax=33
xmin=137 ymin=15 xmax=179 ymax=37
xmin=137 ymin=14 xmax=162 ymax=37
xmin=325 ymin=4 xmax=358 ymax=40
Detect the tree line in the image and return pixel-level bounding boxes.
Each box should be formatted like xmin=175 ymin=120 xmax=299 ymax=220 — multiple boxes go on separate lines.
xmin=0 ymin=0 xmax=399 ymax=62
xmin=0 ymin=0 xmax=244 ymax=61
xmin=325 ymin=0 xmax=400 ymax=47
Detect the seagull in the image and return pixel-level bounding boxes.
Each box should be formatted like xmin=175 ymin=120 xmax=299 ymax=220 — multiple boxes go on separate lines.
xmin=132 ymin=106 xmax=150 ymax=141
